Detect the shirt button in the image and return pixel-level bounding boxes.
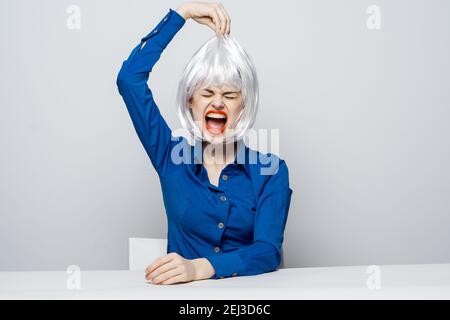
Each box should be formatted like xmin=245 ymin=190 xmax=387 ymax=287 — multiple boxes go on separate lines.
xmin=220 ymin=195 xmax=227 ymax=202
xmin=163 ymin=17 xmax=168 ymax=21
xmin=219 ymin=276 xmax=224 ymax=279
xmin=214 ymin=246 xmax=221 ymax=253
xmin=232 ymin=272 xmax=238 ymax=277
xmin=153 ymin=29 xmax=158 ymax=33
xmin=222 ymin=174 xmax=228 ymax=181
xmin=218 ymin=222 xmax=224 ymax=229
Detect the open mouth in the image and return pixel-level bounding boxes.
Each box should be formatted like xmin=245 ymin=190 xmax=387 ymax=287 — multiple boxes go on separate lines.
xmin=205 ymin=110 xmax=228 ymax=134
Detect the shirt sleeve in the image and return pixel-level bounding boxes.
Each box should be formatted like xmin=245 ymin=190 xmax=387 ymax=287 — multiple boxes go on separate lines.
xmin=204 ymin=159 xmax=294 ymax=279
xmin=116 ymin=8 xmax=186 ymax=177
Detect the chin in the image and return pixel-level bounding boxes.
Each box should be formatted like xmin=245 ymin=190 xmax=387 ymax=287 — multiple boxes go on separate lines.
xmin=202 ymin=129 xmax=226 ymax=144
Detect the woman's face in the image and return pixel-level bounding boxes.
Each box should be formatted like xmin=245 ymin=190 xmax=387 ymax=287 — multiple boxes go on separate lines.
xmin=188 ymin=84 xmax=243 ymax=143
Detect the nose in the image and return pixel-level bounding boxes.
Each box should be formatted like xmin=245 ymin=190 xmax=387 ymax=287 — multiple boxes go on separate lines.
xmin=211 ymin=95 xmax=225 ymax=109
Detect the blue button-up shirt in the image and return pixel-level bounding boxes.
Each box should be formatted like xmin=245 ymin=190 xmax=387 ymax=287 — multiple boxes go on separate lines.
xmin=116 ymin=8 xmax=293 ymax=279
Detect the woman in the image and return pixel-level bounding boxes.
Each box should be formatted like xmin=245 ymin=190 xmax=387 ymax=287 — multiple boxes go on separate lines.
xmin=116 ymin=1 xmax=293 ymax=285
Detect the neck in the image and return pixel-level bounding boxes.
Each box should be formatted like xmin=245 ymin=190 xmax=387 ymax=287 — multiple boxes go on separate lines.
xmin=202 ymin=140 xmax=238 ymax=166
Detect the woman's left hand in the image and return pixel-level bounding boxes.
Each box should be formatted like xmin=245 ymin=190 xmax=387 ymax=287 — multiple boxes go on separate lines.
xmin=145 ymin=252 xmax=215 ymax=285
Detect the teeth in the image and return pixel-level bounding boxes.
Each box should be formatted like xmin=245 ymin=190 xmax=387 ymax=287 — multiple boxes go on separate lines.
xmin=206 ymin=113 xmax=226 ymax=119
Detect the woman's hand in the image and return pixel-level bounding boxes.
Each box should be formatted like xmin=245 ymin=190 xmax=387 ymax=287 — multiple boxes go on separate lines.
xmin=176 ymin=2 xmax=231 ymax=36
xmin=145 ymin=252 xmax=215 ymax=285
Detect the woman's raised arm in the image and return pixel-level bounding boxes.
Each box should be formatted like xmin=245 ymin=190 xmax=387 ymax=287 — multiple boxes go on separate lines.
xmin=116 ymin=8 xmax=186 ymax=177
xmin=116 ymin=2 xmax=230 ymax=177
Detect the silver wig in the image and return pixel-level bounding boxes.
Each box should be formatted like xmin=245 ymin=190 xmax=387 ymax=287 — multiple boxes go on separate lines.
xmin=176 ymin=34 xmax=259 ymax=143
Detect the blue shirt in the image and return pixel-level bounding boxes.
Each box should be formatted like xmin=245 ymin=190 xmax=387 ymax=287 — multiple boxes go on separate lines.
xmin=116 ymin=8 xmax=293 ymax=279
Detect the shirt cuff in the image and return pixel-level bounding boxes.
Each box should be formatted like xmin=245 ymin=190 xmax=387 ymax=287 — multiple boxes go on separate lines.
xmin=140 ymin=8 xmax=186 ymax=49
xmin=204 ymin=251 xmax=246 ymax=279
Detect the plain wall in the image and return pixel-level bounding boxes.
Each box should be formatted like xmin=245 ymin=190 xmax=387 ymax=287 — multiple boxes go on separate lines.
xmin=1 ymin=0 xmax=450 ymax=271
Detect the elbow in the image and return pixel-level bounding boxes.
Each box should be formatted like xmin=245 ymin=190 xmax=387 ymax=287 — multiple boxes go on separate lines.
xmin=116 ymin=65 xmax=130 ymax=90
xmin=116 ymin=70 xmax=137 ymax=96
xmin=116 ymin=66 xmax=144 ymax=92
xmin=116 ymin=60 xmax=138 ymax=90
xmin=271 ymin=247 xmax=282 ymax=271
xmin=251 ymin=240 xmax=283 ymax=274
xmin=262 ymin=241 xmax=283 ymax=272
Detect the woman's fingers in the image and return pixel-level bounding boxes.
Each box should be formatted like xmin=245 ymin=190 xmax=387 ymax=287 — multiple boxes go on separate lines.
xmin=151 ymin=266 xmax=183 ymax=284
xmin=190 ymin=2 xmax=231 ymax=36
xmin=192 ymin=16 xmax=216 ymax=33
xmin=214 ymin=6 xmax=227 ymax=35
xmin=219 ymin=3 xmax=231 ymax=35
xmin=145 ymin=254 xmax=174 ymax=275
xmin=206 ymin=20 xmax=217 ymax=33
xmin=145 ymin=259 xmax=178 ymax=281
xmin=209 ymin=7 xmax=221 ymax=36
xmin=160 ymin=274 xmax=185 ymax=285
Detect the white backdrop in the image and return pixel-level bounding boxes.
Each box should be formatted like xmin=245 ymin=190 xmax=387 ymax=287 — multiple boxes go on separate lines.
xmin=1 ymin=0 xmax=450 ymax=271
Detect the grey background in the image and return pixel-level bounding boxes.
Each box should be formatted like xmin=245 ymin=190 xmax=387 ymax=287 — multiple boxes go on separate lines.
xmin=1 ymin=0 xmax=449 ymax=271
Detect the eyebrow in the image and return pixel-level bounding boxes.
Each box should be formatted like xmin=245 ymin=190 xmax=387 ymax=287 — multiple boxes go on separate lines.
xmin=203 ymin=89 xmax=240 ymax=95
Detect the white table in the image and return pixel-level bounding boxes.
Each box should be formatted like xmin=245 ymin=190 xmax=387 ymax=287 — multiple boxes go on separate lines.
xmin=1 ymin=263 xmax=449 ymax=299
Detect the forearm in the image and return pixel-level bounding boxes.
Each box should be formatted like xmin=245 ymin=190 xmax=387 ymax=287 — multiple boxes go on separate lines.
xmin=118 ymin=8 xmax=186 ymax=79
xmin=204 ymin=240 xmax=281 ymax=279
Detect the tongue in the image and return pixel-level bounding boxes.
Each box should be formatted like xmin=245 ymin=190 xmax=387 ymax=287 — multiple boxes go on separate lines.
xmin=207 ymin=118 xmax=225 ymax=130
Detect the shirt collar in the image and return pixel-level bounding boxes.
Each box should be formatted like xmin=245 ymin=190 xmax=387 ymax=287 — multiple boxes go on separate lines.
xmin=189 ymin=139 xmax=250 ymax=176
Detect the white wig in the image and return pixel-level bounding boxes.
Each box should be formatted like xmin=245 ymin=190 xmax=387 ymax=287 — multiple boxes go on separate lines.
xmin=176 ymin=34 xmax=259 ymax=142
